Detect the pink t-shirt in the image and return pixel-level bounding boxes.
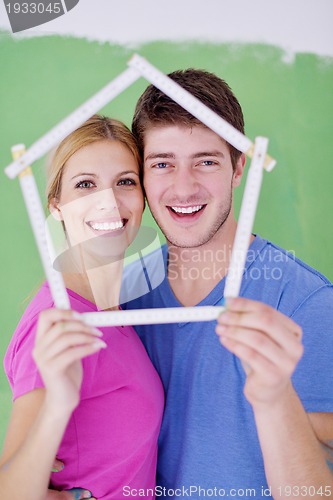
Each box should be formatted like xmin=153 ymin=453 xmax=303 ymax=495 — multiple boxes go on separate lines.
xmin=4 ymin=283 xmax=164 ymax=499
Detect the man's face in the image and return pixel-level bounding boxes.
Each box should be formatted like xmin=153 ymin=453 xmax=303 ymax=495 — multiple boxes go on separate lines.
xmin=143 ymin=125 xmax=245 ymax=248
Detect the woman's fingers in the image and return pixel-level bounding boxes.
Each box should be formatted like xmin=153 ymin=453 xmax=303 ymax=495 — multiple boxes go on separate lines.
xmin=40 ymin=341 xmax=107 ymax=374
xmin=34 ymin=332 xmax=106 ymax=364
xmin=33 ymin=309 xmax=106 ymax=368
xmin=36 ymin=309 xmax=81 ymax=340
xmin=36 ymin=321 xmax=102 ymax=352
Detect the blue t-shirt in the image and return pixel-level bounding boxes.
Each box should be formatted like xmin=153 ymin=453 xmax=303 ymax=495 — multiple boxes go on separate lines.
xmin=123 ymin=236 xmax=333 ymax=498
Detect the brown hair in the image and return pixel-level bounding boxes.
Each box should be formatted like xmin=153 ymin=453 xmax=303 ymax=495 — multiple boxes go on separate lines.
xmin=132 ymin=69 xmax=245 ymax=169
xmin=46 ymin=115 xmax=142 ymax=205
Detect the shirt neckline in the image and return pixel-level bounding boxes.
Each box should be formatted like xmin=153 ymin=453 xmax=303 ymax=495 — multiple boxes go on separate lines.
xmin=42 ymin=282 xmax=98 ymax=312
xmin=160 ymin=235 xmax=268 ymax=309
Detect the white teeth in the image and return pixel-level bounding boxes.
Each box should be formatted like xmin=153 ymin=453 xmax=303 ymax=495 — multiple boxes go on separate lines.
xmin=91 ymin=220 xmax=124 ymax=231
xmin=171 ymin=205 xmax=203 ymax=214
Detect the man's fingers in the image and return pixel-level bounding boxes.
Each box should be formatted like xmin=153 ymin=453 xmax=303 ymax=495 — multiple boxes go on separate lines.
xmin=46 ymin=490 xmax=93 ymax=499
xmin=219 ymin=300 xmax=302 ymax=348
xmin=225 ymin=297 xmax=301 ymax=335
xmin=65 ymin=488 xmax=94 ymax=499
xmin=216 ymin=325 xmax=303 ymax=369
xmin=51 ymin=458 xmax=64 ymax=472
xmin=225 ymin=297 xmax=268 ymax=313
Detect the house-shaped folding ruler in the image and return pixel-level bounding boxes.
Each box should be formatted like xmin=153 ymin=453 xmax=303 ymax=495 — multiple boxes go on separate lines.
xmin=4 ymin=54 xmax=276 ymax=327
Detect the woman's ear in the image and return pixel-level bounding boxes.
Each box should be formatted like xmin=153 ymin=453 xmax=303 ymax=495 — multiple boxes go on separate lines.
xmin=49 ymin=198 xmax=63 ymax=221
xmin=232 ymin=153 xmax=247 ymax=188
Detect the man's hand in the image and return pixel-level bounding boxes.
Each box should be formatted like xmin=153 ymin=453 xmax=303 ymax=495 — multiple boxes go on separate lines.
xmin=216 ymin=297 xmax=303 ymax=409
xmin=51 ymin=459 xmax=64 ymax=473
xmin=46 ymin=488 xmax=96 ymax=499
xmin=49 ymin=461 xmax=95 ymax=499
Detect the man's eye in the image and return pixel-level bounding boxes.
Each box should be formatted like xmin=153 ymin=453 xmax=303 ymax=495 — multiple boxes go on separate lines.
xmin=202 ymin=160 xmax=216 ymax=166
xmin=118 ymin=178 xmax=136 ymax=186
xmin=154 ymin=162 xmax=168 ymax=169
xmin=75 ymin=180 xmax=94 ymax=189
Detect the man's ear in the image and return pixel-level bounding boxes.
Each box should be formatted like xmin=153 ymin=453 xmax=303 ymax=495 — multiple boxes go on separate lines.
xmin=232 ymin=153 xmax=246 ymax=188
xmin=49 ymin=198 xmax=63 ymax=221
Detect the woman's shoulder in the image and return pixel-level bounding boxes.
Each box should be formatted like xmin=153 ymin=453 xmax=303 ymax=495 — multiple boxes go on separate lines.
xmin=4 ymin=283 xmax=54 ymax=389
xmin=7 ymin=283 xmax=54 ymax=354
xmin=20 ymin=282 xmax=55 ymax=323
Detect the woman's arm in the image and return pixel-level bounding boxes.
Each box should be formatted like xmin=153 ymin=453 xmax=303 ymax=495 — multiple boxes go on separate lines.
xmin=0 ymin=309 xmax=105 ymax=500
xmin=0 ymin=389 xmax=72 ymax=499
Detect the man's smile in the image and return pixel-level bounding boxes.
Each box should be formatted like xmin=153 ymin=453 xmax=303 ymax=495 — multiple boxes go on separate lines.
xmin=166 ymin=204 xmax=206 ymax=221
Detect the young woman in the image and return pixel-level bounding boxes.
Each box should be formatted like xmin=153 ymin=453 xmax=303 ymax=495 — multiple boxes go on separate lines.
xmin=0 ymin=115 xmax=164 ymax=500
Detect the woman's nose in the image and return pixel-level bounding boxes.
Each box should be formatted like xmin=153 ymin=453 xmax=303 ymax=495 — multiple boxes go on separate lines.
xmin=95 ymin=188 xmax=119 ymax=211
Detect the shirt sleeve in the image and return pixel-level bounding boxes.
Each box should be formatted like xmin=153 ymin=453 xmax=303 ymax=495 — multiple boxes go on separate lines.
xmin=8 ymin=313 xmax=45 ymax=401
xmin=291 ymin=284 xmax=333 ymax=412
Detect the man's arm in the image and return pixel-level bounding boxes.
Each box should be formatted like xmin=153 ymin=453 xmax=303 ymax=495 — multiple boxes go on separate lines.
xmin=253 ymin=390 xmax=332 ymax=498
xmin=216 ymin=298 xmax=333 ymax=499
xmin=309 ymin=412 xmax=333 ymax=474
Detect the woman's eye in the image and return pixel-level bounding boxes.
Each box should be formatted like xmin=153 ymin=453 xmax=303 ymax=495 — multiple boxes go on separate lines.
xmin=118 ymin=178 xmax=136 ymax=186
xmin=75 ymin=180 xmax=95 ymax=189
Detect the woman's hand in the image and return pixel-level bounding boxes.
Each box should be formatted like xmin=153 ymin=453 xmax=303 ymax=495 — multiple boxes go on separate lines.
xmin=33 ymin=309 xmax=106 ymax=416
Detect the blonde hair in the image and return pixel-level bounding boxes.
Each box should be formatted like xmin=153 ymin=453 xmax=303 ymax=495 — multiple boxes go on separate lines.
xmin=46 ymin=115 xmax=142 ymax=205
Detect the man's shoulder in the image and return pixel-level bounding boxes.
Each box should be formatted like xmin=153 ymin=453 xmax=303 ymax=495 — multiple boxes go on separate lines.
xmin=248 ymin=236 xmax=332 ymax=315
xmin=253 ymin=235 xmax=331 ymax=286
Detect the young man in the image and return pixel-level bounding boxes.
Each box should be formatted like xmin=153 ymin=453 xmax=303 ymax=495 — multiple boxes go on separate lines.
xmin=48 ymin=70 xmax=333 ymax=499
xmin=123 ymin=69 xmax=333 ymax=498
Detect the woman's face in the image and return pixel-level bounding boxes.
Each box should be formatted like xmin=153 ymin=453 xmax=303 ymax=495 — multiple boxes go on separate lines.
xmin=51 ymin=140 xmax=144 ymax=261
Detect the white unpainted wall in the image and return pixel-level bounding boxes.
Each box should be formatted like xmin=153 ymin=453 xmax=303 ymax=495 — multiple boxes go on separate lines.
xmin=0 ymin=0 xmax=332 ymax=57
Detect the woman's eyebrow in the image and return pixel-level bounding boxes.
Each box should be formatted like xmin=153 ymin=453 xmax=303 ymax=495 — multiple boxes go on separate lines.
xmin=70 ymin=172 xmax=98 ymax=180
xmin=71 ymin=170 xmax=140 ymax=180
xmin=118 ymin=170 xmax=140 ymax=176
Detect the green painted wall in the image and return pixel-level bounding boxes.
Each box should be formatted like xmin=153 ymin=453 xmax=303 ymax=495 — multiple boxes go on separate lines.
xmin=0 ymin=33 xmax=332 ymax=449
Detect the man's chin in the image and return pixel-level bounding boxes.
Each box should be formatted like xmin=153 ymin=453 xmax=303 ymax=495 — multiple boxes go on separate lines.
xmin=166 ymin=233 xmax=213 ymax=249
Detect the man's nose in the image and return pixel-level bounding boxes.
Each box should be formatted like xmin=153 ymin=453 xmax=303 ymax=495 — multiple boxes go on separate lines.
xmin=171 ymin=167 xmax=200 ymax=200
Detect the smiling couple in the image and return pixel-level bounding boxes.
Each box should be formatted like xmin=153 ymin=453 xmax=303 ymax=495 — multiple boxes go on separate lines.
xmin=1 ymin=69 xmax=332 ymax=500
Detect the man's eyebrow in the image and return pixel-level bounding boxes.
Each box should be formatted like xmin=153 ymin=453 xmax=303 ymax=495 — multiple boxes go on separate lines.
xmin=145 ymin=153 xmax=175 ymax=161
xmin=145 ymin=151 xmax=225 ymax=161
xmin=191 ymin=151 xmax=225 ymax=159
